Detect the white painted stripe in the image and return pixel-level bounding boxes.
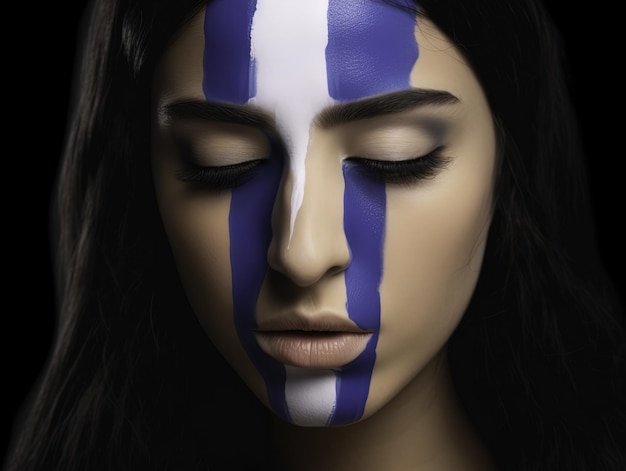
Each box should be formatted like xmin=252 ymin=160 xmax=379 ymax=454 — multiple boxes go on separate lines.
xmin=250 ymin=0 xmax=338 ymax=424
xmin=250 ymin=0 xmax=334 ymax=242
xmin=284 ymin=365 xmax=336 ymax=426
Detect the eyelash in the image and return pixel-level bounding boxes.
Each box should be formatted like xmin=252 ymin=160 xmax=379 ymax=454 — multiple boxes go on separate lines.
xmin=348 ymin=148 xmax=451 ymax=185
xmin=176 ymin=159 xmax=266 ymax=192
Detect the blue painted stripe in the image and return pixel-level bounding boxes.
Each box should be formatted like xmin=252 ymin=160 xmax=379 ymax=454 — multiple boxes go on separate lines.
xmin=229 ymin=142 xmax=289 ymax=421
xmin=326 ymin=0 xmax=417 ymax=425
xmin=331 ymin=162 xmax=385 ymax=425
xmin=203 ymin=0 xmax=257 ymax=103
xmin=202 ymin=0 xmax=290 ymax=421
xmin=326 ymin=0 xmax=418 ymax=101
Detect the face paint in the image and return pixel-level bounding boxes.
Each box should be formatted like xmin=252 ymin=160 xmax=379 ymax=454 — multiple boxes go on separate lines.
xmin=203 ymin=0 xmax=257 ymax=104
xmin=325 ymin=0 xmax=416 ymax=426
xmin=326 ymin=0 xmax=419 ymax=101
xmin=252 ymin=0 xmax=336 ymax=242
xmin=333 ymin=163 xmax=386 ymax=424
xmin=202 ymin=0 xmax=418 ymax=426
xmin=228 ymin=139 xmax=290 ymax=420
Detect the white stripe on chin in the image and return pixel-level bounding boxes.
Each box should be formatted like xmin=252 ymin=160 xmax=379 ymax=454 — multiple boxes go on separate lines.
xmin=250 ymin=1 xmax=338 ymax=423
xmin=284 ymin=365 xmax=336 ymax=426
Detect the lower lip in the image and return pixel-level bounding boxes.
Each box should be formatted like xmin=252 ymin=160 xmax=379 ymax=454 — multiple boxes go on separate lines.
xmin=255 ymin=331 xmax=373 ymax=368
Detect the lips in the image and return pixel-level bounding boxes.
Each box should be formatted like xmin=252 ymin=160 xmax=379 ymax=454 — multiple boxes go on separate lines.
xmin=255 ymin=314 xmax=373 ymax=368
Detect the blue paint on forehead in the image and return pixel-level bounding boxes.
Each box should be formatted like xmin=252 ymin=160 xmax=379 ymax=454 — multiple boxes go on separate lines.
xmin=203 ymin=0 xmax=257 ymax=103
xmin=326 ymin=0 xmax=419 ymax=101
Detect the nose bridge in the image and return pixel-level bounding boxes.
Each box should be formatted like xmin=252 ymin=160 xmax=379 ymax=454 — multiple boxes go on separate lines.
xmin=268 ymin=143 xmax=350 ymax=286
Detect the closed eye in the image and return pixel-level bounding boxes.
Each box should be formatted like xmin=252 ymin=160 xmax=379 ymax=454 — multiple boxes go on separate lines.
xmin=347 ymin=148 xmax=452 ymax=185
xmin=176 ymin=159 xmax=267 ymax=192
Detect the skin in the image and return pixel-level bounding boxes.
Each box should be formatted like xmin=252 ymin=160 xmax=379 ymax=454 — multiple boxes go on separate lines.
xmin=151 ymin=4 xmax=497 ymax=469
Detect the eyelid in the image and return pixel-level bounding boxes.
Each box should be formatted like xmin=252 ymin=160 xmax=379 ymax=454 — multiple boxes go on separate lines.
xmin=172 ymin=123 xmax=271 ymax=166
xmin=342 ymin=124 xmax=447 ymax=163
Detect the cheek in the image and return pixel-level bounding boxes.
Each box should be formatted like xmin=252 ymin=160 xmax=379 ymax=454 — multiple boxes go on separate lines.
xmin=162 ymin=197 xmax=233 ymax=340
xmin=368 ymin=168 xmax=493 ymax=407
xmin=382 ymin=187 xmax=490 ymax=334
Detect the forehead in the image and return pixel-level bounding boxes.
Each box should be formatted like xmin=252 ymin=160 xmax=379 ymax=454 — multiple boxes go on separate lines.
xmin=154 ymin=1 xmax=488 ymax=121
xmin=202 ymin=0 xmax=419 ymax=104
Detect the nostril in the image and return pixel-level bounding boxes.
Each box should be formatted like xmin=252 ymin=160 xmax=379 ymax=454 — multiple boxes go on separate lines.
xmin=266 ymin=235 xmax=351 ymax=288
xmin=326 ymin=264 xmax=349 ymax=278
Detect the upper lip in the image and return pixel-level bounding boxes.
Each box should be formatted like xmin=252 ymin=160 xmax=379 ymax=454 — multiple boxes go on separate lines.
xmin=255 ymin=313 xmax=372 ymax=333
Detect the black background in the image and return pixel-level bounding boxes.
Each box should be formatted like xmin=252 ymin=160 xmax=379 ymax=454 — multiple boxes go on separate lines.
xmin=4 ymin=0 xmax=624 ymax=462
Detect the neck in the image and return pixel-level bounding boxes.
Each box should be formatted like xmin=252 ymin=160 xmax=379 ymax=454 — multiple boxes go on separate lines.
xmin=270 ymin=350 xmax=496 ymax=471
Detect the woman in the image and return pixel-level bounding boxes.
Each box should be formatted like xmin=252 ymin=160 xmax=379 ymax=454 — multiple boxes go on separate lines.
xmin=5 ymin=0 xmax=625 ymax=469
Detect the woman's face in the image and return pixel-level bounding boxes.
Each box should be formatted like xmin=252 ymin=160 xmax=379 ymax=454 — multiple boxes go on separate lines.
xmin=151 ymin=0 xmax=496 ymax=426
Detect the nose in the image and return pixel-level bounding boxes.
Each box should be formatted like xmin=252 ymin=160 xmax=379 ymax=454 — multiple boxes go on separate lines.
xmin=267 ymin=155 xmax=351 ymax=287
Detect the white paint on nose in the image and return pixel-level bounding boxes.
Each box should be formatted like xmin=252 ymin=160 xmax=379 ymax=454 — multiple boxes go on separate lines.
xmin=250 ymin=0 xmax=334 ymax=242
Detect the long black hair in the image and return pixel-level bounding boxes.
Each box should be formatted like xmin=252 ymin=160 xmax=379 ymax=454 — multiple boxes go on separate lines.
xmin=413 ymin=2 xmax=626 ymax=469
xmin=6 ymin=0 xmax=625 ymax=470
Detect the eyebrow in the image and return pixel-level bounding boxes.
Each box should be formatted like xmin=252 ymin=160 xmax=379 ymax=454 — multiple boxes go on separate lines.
xmin=315 ymin=88 xmax=459 ymax=128
xmin=159 ymin=99 xmax=275 ymax=130
xmin=158 ymin=88 xmax=459 ymax=130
